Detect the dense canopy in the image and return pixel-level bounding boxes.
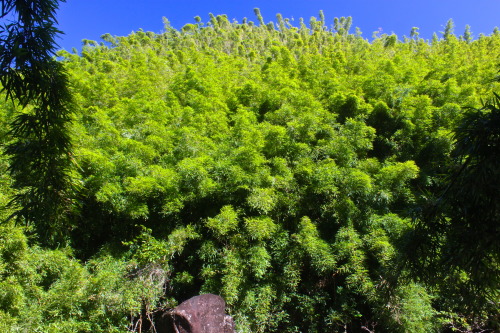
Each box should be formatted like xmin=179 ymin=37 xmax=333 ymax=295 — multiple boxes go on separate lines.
xmin=0 ymin=10 xmax=499 ymax=332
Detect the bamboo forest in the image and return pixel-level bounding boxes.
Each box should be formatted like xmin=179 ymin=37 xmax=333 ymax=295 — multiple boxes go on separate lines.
xmin=0 ymin=4 xmax=499 ymax=332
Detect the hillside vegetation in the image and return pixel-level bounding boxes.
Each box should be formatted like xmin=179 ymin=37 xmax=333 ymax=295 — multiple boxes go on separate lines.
xmin=0 ymin=11 xmax=499 ymax=332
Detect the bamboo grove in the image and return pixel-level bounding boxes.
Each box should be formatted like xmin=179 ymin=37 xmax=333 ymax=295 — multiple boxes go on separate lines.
xmin=0 ymin=9 xmax=499 ymax=332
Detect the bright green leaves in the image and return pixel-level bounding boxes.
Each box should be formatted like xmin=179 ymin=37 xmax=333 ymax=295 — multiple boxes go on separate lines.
xmin=335 ymin=225 xmax=375 ymax=297
xmin=247 ymin=188 xmax=277 ymax=214
xmin=206 ymin=205 xmax=239 ymax=236
xmin=247 ymin=246 xmax=271 ymax=279
xmin=334 ymin=93 xmax=372 ymax=123
xmin=204 ymin=207 xmax=277 ymax=281
xmin=123 ymin=225 xmax=200 ymax=320
xmin=166 ymin=225 xmax=200 ymax=257
xmin=235 ymin=82 xmax=262 ymax=108
xmin=402 ymin=95 xmax=435 ymax=131
xmin=386 ymin=283 xmax=437 ymax=333
xmin=177 ymin=156 xmax=217 ymax=198
xmin=27 ymin=14 xmax=500 ymax=332
xmin=0 ymin=224 xmax=168 ymax=332
xmin=0 ymin=224 xmax=27 ymax=278
xmin=244 ymin=216 xmax=277 ymax=240
xmin=294 ymin=217 xmax=336 ymax=273
xmin=93 ymin=163 xmax=182 ymax=219
xmin=220 ymin=248 xmax=244 ymax=305
xmin=317 ymin=119 xmax=375 ymax=166
xmin=125 ymin=175 xmax=162 ymax=199
xmin=310 ymin=159 xmax=340 ymax=205
xmin=378 ymin=161 xmax=419 ymax=188
xmin=340 ymin=119 xmax=376 ymax=157
xmin=125 ymin=224 xmax=200 ymax=269
xmin=95 ymin=181 xmax=126 ymax=213
xmin=376 ymin=161 xmax=419 ymax=203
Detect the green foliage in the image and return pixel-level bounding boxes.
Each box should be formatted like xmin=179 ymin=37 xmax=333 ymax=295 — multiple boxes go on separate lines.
xmin=442 ymin=19 xmax=455 ymax=41
xmin=206 ymin=205 xmax=239 ymax=236
xmin=0 ymin=0 xmax=77 ymax=246
xmin=2 ymin=9 xmax=500 ymax=332
xmin=0 ymin=224 xmax=144 ymax=331
xmin=409 ymin=93 xmax=500 ymax=325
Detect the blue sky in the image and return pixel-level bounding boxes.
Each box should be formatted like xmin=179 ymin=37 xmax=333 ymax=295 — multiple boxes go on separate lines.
xmin=57 ymin=0 xmax=500 ymax=51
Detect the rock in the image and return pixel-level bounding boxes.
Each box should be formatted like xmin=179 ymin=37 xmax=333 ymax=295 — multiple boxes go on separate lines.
xmin=165 ymin=294 xmax=235 ymax=333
